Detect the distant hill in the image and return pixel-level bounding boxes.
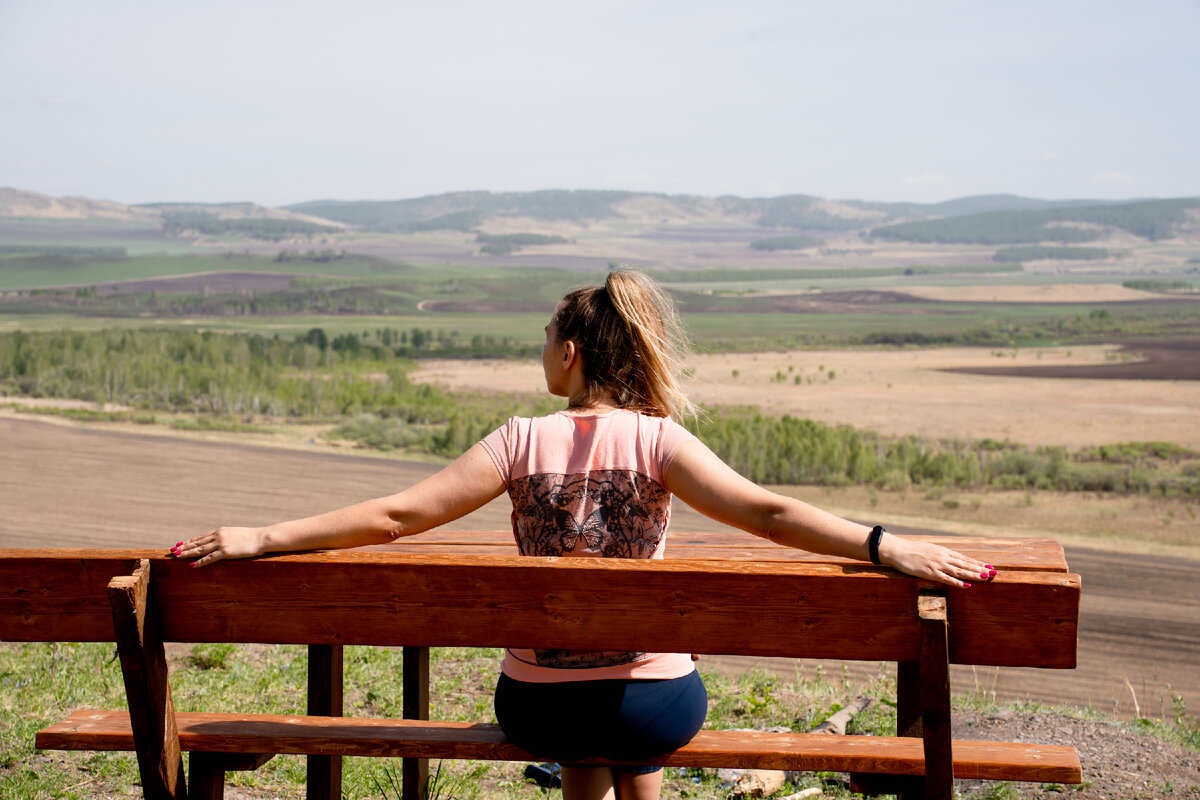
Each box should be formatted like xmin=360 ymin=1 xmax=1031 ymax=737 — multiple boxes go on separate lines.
xmin=868 ymin=198 xmax=1200 ymax=244
xmin=0 ymin=187 xmax=160 ymax=222
xmin=0 ymin=188 xmax=346 ymax=241
xmin=5 ymin=187 xmax=1196 ymax=244
xmin=283 ymin=190 xmax=1153 ymax=235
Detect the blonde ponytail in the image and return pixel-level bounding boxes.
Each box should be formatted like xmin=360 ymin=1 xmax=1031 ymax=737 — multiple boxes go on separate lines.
xmin=553 ymin=268 xmax=696 ymax=419
xmin=604 ymin=270 xmax=696 ymax=419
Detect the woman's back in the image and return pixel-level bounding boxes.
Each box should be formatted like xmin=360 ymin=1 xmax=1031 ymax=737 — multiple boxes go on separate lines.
xmin=481 ymin=408 xmax=698 ymax=682
xmin=481 ymin=409 xmax=696 ymax=560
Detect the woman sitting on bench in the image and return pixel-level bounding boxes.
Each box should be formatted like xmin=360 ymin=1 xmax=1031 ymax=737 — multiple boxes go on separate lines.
xmin=172 ymin=268 xmax=995 ymax=800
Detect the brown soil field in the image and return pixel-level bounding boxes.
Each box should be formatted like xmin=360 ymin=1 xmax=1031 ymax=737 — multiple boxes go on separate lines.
xmin=3 ymin=416 xmax=1198 ymax=726
xmin=902 ymin=283 xmax=1160 ymax=303
xmin=412 ymin=344 xmax=1200 ymax=449
xmin=946 ymin=338 xmax=1200 ymax=381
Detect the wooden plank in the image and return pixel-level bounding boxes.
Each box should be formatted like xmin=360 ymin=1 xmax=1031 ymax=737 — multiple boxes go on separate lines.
xmin=0 ymin=549 xmax=1080 ymax=669
xmin=307 ymin=644 xmax=343 ymax=800
xmin=37 ymin=710 xmax=1083 ymax=783
xmin=187 ymin=753 xmax=224 ymax=800
xmin=0 ymin=552 xmax=140 ymax=641
xmin=106 ymin=560 xmax=186 ymax=800
xmin=918 ymin=592 xmax=953 ymax=800
xmin=403 ymin=646 xmax=430 ymax=800
xmin=892 ymin=655 xmax=926 ymax=798
xmin=188 ymin=752 xmax=276 ymax=800
xmin=366 ymin=533 xmax=1072 ymax=572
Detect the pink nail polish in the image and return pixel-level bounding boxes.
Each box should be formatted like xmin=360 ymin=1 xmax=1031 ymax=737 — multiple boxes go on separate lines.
xmin=176 ymin=542 xmax=183 ymax=547
xmin=985 ymin=564 xmax=994 ymax=570
xmin=980 ymin=571 xmax=991 ymax=579
xmin=189 ymin=561 xmax=199 ymax=568
xmin=963 ymin=582 xmax=972 ymax=588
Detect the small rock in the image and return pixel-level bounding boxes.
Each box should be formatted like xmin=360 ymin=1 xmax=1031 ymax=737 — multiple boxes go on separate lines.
xmin=731 ymin=769 xmax=786 ymax=798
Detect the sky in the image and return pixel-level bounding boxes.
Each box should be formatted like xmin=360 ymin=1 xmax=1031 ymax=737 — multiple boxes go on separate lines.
xmin=1 ymin=0 xmax=1197 ymax=208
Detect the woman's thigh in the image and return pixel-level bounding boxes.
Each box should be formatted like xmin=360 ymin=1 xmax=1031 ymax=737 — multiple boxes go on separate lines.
xmin=494 ymin=671 xmax=707 ymax=763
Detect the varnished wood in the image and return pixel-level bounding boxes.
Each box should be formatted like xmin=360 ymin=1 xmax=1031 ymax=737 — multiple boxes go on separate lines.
xmin=37 ymin=709 xmax=1083 ymax=783
xmin=107 ymin=560 xmax=186 ymax=800
xmin=187 ymin=753 xmax=224 ymax=800
xmin=370 ymin=532 xmax=1072 ymax=572
xmin=0 ymin=549 xmax=1080 ymax=669
xmin=918 ymin=591 xmax=952 ymax=800
xmin=13 ymin=540 xmax=1082 ymax=794
xmin=307 ymin=645 xmax=343 ymax=800
xmin=187 ymin=752 xmax=275 ymax=800
xmin=403 ymin=646 xmax=430 ymax=800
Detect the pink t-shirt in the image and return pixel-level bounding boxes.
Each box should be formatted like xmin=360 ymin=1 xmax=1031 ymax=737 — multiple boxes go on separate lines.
xmin=479 ymin=408 xmax=698 ymax=683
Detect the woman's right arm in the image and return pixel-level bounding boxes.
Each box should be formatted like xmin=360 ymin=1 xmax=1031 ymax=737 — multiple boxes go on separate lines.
xmin=665 ymin=440 xmax=994 ymax=588
xmin=173 ymin=443 xmax=507 ymax=567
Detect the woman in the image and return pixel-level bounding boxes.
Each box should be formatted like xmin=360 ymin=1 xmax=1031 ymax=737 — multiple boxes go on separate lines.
xmin=172 ymin=269 xmax=995 ymax=800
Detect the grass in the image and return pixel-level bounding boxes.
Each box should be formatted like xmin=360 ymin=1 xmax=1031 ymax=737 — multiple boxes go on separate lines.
xmin=0 ymin=311 xmax=552 ymax=340
xmin=4 ymin=642 xmax=1197 ymax=800
xmin=783 ymin=484 xmax=1200 ymax=561
xmin=0 ymin=251 xmax=412 ymax=290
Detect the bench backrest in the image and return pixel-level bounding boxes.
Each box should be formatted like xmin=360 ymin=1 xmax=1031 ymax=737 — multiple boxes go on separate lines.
xmin=0 ymin=545 xmax=1079 ymax=669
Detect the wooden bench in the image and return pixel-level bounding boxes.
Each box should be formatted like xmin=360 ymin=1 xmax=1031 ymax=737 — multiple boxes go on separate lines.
xmin=0 ymin=533 xmax=1082 ymax=800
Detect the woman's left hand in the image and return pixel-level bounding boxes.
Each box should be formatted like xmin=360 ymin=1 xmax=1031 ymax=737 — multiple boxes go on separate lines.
xmin=879 ymin=536 xmax=997 ymax=588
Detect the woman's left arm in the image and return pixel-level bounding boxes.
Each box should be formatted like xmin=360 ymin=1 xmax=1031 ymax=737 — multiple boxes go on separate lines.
xmin=174 ymin=443 xmax=507 ymax=567
xmin=665 ymin=439 xmax=993 ymax=588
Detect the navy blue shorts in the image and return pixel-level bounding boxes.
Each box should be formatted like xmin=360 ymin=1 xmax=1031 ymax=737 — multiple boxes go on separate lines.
xmin=494 ymin=670 xmax=708 ymax=774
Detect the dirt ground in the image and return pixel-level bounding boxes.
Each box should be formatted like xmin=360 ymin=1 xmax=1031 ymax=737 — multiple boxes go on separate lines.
xmin=412 ymin=343 xmax=1200 ymax=449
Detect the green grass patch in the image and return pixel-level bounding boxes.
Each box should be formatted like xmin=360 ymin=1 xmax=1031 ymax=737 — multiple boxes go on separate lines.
xmin=4 ymin=642 xmax=1196 ymax=799
xmin=994 ymin=246 xmax=1111 ymax=262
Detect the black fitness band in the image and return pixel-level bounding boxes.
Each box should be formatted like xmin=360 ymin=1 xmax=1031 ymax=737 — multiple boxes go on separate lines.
xmin=868 ymin=525 xmax=885 ymax=566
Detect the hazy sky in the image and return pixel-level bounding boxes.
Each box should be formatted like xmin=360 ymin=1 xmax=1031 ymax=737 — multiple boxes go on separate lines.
xmin=2 ymin=0 xmax=1197 ymax=208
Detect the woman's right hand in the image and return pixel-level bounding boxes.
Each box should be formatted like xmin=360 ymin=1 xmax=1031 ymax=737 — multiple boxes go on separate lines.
xmin=171 ymin=527 xmax=266 ymax=568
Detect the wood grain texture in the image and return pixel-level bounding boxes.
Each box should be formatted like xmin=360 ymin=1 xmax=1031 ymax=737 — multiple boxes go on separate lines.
xmin=371 ymin=532 xmax=1072 ymax=572
xmin=918 ymin=592 xmax=953 ymax=800
xmin=306 ymin=644 xmax=343 ymax=800
xmin=37 ymin=710 xmax=1083 ymax=783
xmin=106 ymin=560 xmax=186 ymax=800
xmin=0 ymin=548 xmax=1079 ymax=668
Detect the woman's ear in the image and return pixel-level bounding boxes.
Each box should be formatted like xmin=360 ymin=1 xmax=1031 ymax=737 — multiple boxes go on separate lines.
xmin=561 ymin=339 xmax=578 ymax=366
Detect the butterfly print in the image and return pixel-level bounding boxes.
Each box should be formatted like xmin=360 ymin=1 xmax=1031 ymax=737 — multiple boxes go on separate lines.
xmin=555 ymin=507 xmax=608 ymax=552
xmin=505 ymin=469 xmax=669 ymax=669
xmin=530 ymin=648 xmax=646 ymax=669
xmin=508 ymin=470 xmax=670 ymax=558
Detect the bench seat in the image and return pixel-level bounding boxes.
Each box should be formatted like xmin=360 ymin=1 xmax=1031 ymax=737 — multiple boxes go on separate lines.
xmin=39 ymin=709 xmax=1083 ymax=784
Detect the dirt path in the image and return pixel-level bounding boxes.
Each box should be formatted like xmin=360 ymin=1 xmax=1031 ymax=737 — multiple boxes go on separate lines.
xmin=2 ymin=417 xmax=1197 ymax=719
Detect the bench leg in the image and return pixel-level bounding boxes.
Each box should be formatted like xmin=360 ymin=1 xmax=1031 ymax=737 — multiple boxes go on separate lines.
xmin=917 ymin=591 xmax=952 ymax=800
xmin=188 ymin=752 xmax=276 ymax=800
xmin=188 ymin=753 xmax=226 ymax=800
xmin=108 ymin=559 xmax=187 ymax=800
xmin=307 ymin=644 xmax=344 ymax=800
xmin=403 ymin=645 xmax=430 ymax=800
xmin=855 ymin=591 xmax=953 ymax=800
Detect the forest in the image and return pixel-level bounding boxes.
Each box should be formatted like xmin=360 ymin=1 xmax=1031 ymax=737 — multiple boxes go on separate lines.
xmin=161 ymin=212 xmax=341 ymax=241
xmin=3 ymin=328 xmax=1195 ymax=498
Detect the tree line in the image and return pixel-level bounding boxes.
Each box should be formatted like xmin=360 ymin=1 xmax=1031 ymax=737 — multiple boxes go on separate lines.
xmin=2 ymin=328 xmax=1195 ymax=498
xmin=162 ymin=212 xmax=340 ymax=241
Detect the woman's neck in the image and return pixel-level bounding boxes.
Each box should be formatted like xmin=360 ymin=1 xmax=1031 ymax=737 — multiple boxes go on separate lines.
xmin=565 ymin=393 xmax=620 ymax=413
